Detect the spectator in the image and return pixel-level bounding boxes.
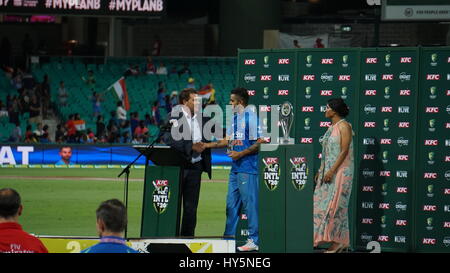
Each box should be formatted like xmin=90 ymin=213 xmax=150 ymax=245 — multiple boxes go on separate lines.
xmin=41 ymin=74 xmax=51 ymax=118
xmin=134 ymin=120 xmax=149 ymax=139
xmin=130 ymin=112 xmax=139 ymax=137
xmin=33 ymin=123 xmax=44 ymax=138
xmin=145 ymin=57 xmax=156 ymax=75
xmin=73 ymin=113 xmax=86 ymax=137
xmin=121 ymin=120 xmax=132 ymax=140
xmin=116 ymin=101 xmax=127 ymax=125
xmin=157 ymin=83 xmax=166 ymax=109
xmin=40 ymin=124 xmax=50 ymax=143
xmin=151 ymin=35 xmax=162 ymax=56
xmin=24 ymin=125 xmax=37 ymax=143
xmin=124 ymin=65 xmax=140 ymax=78
xmin=144 ymin=113 xmax=152 ymax=127
xmin=186 ymin=77 xmax=196 ymax=89
xmin=8 ymin=121 xmax=22 ymax=143
xmin=168 ymin=66 xmax=178 ymax=75
xmin=314 ymin=38 xmax=325 ymax=48
xmin=293 ymin=39 xmax=301 ymax=48
xmin=82 ymin=70 xmax=96 ymax=90
xmin=151 ymin=101 xmax=161 ymax=126
xmin=86 ymin=129 xmax=95 ymax=143
xmin=131 ymin=135 xmax=142 ymax=144
xmin=165 ymin=94 xmax=172 ymax=112
xmin=65 ymin=114 xmax=76 ymax=143
xmin=11 ymin=68 xmax=23 ymax=90
xmin=55 ymin=124 xmax=65 ymax=143
xmin=121 ymin=131 xmax=131 ymax=143
xmin=178 ymin=63 xmax=191 ymax=76
xmin=170 ymin=91 xmax=179 ymax=107
xmin=0 ymin=188 xmax=48 ymax=253
xmin=22 ymin=69 xmax=35 ymax=92
xmin=28 ymin=94 xmax=41 ymax=125
xmin=108 ymin=110 xmax=118 ymax=129
xmin=96 ymin=115 xmax=106 ymax=139
xmin=58 ymin=81 xmax=68 ymax=107
xmin=80 ymin=199 xmax=138 ymax=253
xmin=156 ymin=62 xmax=168 ymax=75
xmin=91 ymin=92 xmax=102 ymax=118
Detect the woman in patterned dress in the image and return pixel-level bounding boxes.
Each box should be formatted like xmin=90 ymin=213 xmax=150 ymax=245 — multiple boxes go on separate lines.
xmin=314 ymin=98 xmax=354 ymax=253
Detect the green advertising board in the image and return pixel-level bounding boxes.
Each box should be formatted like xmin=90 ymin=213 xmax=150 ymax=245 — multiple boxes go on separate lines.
xmin=415 ymin=47 xmax=450 ymax=253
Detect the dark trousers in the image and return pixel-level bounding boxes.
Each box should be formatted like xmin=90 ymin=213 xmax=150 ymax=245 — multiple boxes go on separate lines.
xmin=180 ymin=166 xmax=202 ymax=237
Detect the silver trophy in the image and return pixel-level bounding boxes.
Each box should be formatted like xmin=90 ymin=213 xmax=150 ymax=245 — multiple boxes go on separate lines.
xmin=280 ymin=101 xmax=294 ymax=144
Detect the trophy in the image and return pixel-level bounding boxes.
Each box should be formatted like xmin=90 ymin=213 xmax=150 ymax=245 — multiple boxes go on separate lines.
xmin=279 ymin=101 xmax=294 ymax=144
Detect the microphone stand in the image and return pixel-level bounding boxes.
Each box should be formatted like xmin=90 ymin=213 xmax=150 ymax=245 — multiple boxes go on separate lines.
xmin=117 ymin=128 xmax=168 ymax=239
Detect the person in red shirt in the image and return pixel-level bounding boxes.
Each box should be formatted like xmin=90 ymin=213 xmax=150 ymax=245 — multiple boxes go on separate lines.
xmin=0 ymin=188 xmax=48 ymax=253
xmin=65 ymin=114 xmax=76 ymax=142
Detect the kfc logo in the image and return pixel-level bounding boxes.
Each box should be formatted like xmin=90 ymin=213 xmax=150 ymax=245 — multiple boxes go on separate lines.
xmin=278 ymin=90 xmax=289 ymax=96
xmin=366 ymin=58 xmax=378 ymax=64
xmin=320 ymin=121 xmax=332 ymax=127
xmin=400 ymin=57 xmax=412 ymax=63
xmin=423 ymin=205 xmax=437 ymax=211
xmin=427 ymin=74 xmax=440 ymax=80
xmin=362 ymin=186 xmax=374 ymax=192
xmin=362 ymin=218 xmax=374 ymax=224
xmin=278 ymin=58 xmax=290 ymax=64
xmin=301 ymin=138 xmax=313 ymax=144
xmin=397 ymin=155 xmax=409 ymax=161
xmin=398 ymin=122 xmax=410 ymax=128
xmin=381 ymin=106 xmax=393 ymax=112
xmin=365 ymin=90 xmax=377 ymax=96
xmin=244 ymin=59 xmax=256 ymax=65
xmin=321 ymin=58 xmax=334 ymax=64
xmin=321 ymin=90 xmax=333 ymax=96
xmin=397 ymin=187 xmax=408 ymax=193
xmin=378 ymin=236 xmax=389 ymax=242
xmin=423 ymin=238 xmax=436 ymax=245
xmin=426 ymin=107 xmax=439 ymax=113
xmin=396 ymin=220 xmax=408 ymax=226
xmin=260 ymin=105 xmax=271 ymax=112
xmin=425 ymin=140 xmax=438 ymax=146
xmin=260 ymin=75 xmax=272 ymax=81
xmin=381 ymin=139 xmax=392 ymax=145
xmin=379 ymin=171 xmax=391 ymax=177
xmin=338 ymin=75 xmax=351 ymax=81
xmin=382 ymin=74 xmax=394 ymax=80
xmin=379 ymin=203 xmax=390 ymax=209
xmin=424 ymin=173 xmax=438 ymax=179
xmin=400 ymin=90 xmax=411 ymax=96
xmin=247 ymin=90 xmax=256 ymax=96
xmin=363 ymin=154 xmax=375 ymax=160
xmin=303 ymin=75 xmax=315 ymax=81
xmin=302 ymin=106 xmax=314 ymax=112
xmin=445 ymin=188 xmax=450 ymax=195
xmin=364 ymin=122 xmax=376 ymax=128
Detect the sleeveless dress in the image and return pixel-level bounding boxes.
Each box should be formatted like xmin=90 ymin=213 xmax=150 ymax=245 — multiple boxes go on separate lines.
xmin=313 ymin=120 xmax=354 ymax=246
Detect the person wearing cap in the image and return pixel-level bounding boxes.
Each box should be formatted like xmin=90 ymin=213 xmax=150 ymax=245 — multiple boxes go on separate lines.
xmin=186 ymin=77 xmax=197 ymax=89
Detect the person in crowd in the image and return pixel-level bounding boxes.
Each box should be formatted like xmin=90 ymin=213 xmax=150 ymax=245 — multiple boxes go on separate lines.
xmin=28 ymin=94 xmax=41 ymax=125
xmin=24 ymin=125 xmax=37 ymax=143
xmin=58 ymin=81 xmax=68 ymax=107
xmin=145 ymin=56 xmax=156 ymax=74
xmin=55 ymin=123 xmax=66 ymax=143
xmin=33 ymin=122 xmax=44 ymax=138
xmin=116 ymin=101 xmax=127 ymax=126
xmin=134 ymin=120 xmax=148 ymax=139
xmin=96 ymin=115 xmax=106 ymax=140
xmin=151 ymin=35 xmax=162 ymax=56
xmin=0 ymin=188 xmax=48 ymax=253
xmin=186 ymin=77 xmax=196 ymax=89
xmin=202 ymin=87 xmax=263 ymax=252
xmin=157 ymin=82 xmax=167 ymax=110
xmin=151 ymin=101 xmax=161 ymax=127
xmin=161 ymin=88 xmax=212 ymax=237
xmin=55 ymin=146 xmax=73 ymax=165
xmin=178 ymin=63 xmax=192 ymax=76
xmin=81 ymin=199 xmax=138 ymax=253
xmin=293 ymin=39 xmax=301 ymax=48
xmin=130 ymin=112 xmax=140 ymax=137
xmin=91 ymin=92 xmax=102 ymax=118
xmin=156 ymin=62 xmax=168 ymax=75
xmin=41 ymin=74 xmax=51 ymax=118
xmin=82 ymin=70 xmax=96 ymax=90
xmin=39 ymin=124 xmax=50 ymax=143
xmin=314 ymin=98 xmax=353 ymax=253
xmin=65 ymin=114 xmax=77 ymax=143
xmin=314 ymin=38 xmax=325 ymax=48
xmin=8 ymin=121 xmax=22 ymax=143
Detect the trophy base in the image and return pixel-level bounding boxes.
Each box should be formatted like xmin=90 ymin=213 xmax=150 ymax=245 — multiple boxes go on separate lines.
xmin=277 ymin=137 xmax=295 ymax=145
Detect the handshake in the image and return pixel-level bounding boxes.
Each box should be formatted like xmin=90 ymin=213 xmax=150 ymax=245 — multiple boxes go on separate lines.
xmin=192 ymin=141 xmax=244 ymax=161
xmin=192 ymin=142 xmax=207 ymax=153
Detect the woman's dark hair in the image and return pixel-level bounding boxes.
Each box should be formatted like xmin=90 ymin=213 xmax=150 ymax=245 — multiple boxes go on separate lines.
xmin=178 ymin=88 xmax=196 ymax=104
xmin=327 ymin=98 xmax=349 ymax=118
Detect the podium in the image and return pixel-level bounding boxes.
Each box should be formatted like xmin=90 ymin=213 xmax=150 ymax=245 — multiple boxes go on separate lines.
xmin=258 ymin=144 xmax=314 ymax=253
xmin=134 ymin=145 xmax=189 ymax=238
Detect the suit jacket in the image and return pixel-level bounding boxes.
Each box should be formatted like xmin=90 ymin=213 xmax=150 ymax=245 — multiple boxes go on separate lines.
xmin=162 ymin=106 xmax=212 ymax=179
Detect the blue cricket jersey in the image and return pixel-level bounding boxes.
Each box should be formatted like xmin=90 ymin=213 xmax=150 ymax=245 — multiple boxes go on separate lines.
xmin=80 ymin=236 xmax=138 ymax=253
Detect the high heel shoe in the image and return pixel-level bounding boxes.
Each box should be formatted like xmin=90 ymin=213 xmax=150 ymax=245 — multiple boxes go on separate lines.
xmin=323 ymin=244 xmax=349 ymax=253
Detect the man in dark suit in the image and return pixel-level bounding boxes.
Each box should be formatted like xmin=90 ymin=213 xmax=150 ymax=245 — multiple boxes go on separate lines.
xmin=162 ymin=88 xmax=212 ymax=237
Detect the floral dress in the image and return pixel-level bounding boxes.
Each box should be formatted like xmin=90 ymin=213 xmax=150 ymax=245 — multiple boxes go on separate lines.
xmin=313 ymin=120 xmax=354 ymax=246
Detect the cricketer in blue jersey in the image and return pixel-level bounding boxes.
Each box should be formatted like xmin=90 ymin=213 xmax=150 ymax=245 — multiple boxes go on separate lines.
xmin=203 ymin=87 xmax=264 ymax=252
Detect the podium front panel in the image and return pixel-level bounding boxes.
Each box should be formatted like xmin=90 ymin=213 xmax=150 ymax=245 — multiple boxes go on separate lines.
xmin=141 ymin=166 xmax=181 ymax=237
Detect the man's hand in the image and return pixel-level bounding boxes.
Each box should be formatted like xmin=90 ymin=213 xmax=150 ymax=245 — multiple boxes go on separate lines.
xmin=228 ymin=151 xmax=244 ymax=161
xmin=192 ymin=142 xmax=205 ymax=153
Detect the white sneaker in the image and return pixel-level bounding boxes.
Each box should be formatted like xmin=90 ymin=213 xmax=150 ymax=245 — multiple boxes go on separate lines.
xmin=237 ymin=239 xmax=259 ymax=252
